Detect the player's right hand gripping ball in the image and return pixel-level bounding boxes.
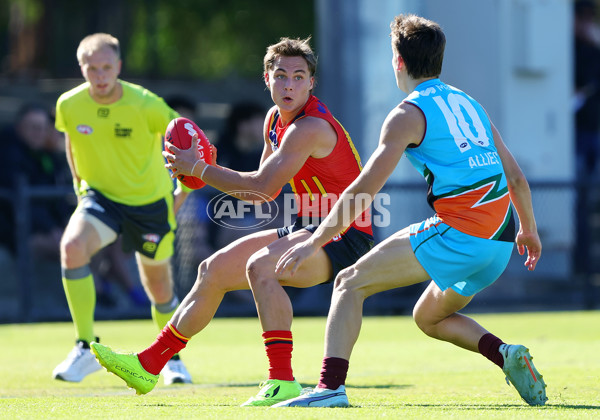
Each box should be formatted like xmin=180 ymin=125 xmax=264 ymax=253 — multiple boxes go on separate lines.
xmin=165 ymin=117 xmax=213 ymax=189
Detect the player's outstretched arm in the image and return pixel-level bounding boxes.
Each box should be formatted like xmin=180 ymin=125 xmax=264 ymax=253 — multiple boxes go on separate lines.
xmin=492 ymin=122 xmax=541 ymax=271
xmin=164 ymin=116 xmax=330 ymax=203
xmin=277 ymin=103 xmax=423 ymax=276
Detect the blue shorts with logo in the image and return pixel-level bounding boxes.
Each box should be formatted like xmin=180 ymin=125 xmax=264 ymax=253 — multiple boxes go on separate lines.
xmin=409 ymin=215 xmax=513 ymax=296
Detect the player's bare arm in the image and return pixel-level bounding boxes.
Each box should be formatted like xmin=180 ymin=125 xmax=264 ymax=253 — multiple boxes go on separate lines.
xmin=164 ymin=115 xmax=336 ymax=202
xmin=64 ymin=133 xmax=81 ymax=196
xmin=491 ymin=122 xmax=541 ymax=271
xmin=276 ymin=103 xmax=424 ymax=275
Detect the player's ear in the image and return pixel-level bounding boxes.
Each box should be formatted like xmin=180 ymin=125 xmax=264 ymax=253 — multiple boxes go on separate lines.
xmin=396 ymin=54 xmax=404 ymax=71
xmin=309 ymin=76 xmax=314 ymax=91
xmin=117 ymin=59 xmax=122 ymax=76
xmin=264 ymin=72 xmax=270 ymax=89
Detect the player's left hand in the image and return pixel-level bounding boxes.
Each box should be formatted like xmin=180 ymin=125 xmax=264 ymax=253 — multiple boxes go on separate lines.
xmin=163 ymin=133 xmax=201 ymax=178
xmin=515 ymin=229 xmax=541 ymax=271
xmin=275 ymin=240 xmax=320 ymax=276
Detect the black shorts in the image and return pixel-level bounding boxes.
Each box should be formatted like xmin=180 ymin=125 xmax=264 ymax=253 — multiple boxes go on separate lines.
xmin=277 ymin=217 xmax=374 ymax=283
xmin=78 ymin=188 xmax=174 ymax=259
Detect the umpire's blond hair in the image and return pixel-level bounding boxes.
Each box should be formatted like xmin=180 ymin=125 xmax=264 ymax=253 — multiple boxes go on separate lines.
xmin=77 ymin=33 xmax=120 ymax=65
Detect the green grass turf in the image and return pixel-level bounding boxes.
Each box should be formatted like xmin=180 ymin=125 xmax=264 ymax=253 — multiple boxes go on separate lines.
xmin=0 ymin=311 xmax=598 ymax=419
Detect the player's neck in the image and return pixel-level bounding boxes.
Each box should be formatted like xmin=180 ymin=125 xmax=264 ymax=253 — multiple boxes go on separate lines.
xmin=90 ymin=81 xmax=123 ymax=105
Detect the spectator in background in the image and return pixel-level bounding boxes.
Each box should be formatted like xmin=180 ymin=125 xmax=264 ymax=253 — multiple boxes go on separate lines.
xmin=573 ymin=0 xmax=600 ymax=275
xmin=217 ymin=102 xmax=266 ymax=172
xmin=0 ymin=102 xmax=73 ymax=258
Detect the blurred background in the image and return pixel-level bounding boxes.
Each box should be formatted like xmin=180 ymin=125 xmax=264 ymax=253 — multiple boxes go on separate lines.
xmin=0 ymin=0 xmax=596 ymax=323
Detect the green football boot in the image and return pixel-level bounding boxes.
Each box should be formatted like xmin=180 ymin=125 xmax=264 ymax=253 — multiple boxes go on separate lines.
xmin=500 ymin=344 xmax=548 ymax=406
xmin=90 ymin=342 xmax=158 ymax=395
xmin=241 ymin=379 xmax=302 ymax=406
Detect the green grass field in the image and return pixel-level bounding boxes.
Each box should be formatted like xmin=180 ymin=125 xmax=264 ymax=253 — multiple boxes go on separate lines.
xmin=0 ymin=311 xmax=599 ymax=419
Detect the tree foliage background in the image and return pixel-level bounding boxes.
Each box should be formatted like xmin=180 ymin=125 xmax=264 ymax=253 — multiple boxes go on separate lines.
xmin=0 ymin=0 xmax=315 ymax=80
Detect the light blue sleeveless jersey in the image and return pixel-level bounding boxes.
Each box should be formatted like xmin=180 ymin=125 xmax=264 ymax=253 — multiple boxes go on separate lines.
xmin=403 ymin=79 xmax=513 ymax=240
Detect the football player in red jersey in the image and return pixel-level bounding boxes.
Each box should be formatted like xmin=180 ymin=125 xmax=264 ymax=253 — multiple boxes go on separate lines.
xmin=92 ymin=37 xmax=374 ymax=405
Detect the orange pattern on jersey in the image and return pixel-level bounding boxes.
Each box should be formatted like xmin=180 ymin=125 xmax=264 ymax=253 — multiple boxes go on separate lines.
xmin=434 ymin=182 xmax=511 ymax=239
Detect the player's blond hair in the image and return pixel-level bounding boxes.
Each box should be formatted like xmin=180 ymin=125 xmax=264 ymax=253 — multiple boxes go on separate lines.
xmin=77 ymin=33 xmax=120 ymax=65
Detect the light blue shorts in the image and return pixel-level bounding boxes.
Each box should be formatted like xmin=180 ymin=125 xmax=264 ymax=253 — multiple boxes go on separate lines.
xmin=409 ymin=215 xmax=513 ymax=297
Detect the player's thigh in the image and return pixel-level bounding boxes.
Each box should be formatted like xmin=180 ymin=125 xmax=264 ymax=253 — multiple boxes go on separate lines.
xmin=136 ymin=253 xmax=172 ymax=285
xmin=339 ymin=226 xmax=430 ymax=298
xmin=254 ymin=228 xmax=333 ymax=288
xmin=61 ymin=210 xmax=115 ymax=259
xmin=200 ymin=228 xmax=282 ymax=291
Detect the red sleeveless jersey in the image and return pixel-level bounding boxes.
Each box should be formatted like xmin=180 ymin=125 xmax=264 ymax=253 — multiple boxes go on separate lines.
xmin=267 ymin=95 xmax=372 ymax=237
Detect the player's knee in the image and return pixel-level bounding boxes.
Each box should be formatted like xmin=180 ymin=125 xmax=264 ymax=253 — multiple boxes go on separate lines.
xmin=412 ymin=306 xmax=436 ymax=337
xmin=60 ymin=236 xmax=90 ymax=267
xmin=246 ymin=250 xmax=271 ymax=288
xmin=194 ymin=257 xmax=228 ymax=293
xmin=195 ymin=259 xmax=212 ymax=286
xmin=333 ymin=266 xmax=364 ymax=298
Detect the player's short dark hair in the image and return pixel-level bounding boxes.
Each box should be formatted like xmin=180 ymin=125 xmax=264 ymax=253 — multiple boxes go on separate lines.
xmin=390 ymin=14 xmax=445 ymax=79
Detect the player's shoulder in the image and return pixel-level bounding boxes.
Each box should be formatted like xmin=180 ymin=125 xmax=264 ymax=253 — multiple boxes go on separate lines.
xmin=57 ymin=82 xmax=89 ymax=105
xmin=121 ymin=80 xmax=162 ymax=103
xmin=292 ymin=113 xmax=334 ymax=135
xmin=382 ymin=101 xmax=425 ymax=144
xmin=392 ymin=100 xmax=425 ymax=124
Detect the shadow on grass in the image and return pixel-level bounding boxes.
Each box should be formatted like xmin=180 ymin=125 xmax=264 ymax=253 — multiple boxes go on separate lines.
xmin=199 ymin=382 xmax=412 ymax=390
xmin=355 ymin=402 xmax=600 ymax=410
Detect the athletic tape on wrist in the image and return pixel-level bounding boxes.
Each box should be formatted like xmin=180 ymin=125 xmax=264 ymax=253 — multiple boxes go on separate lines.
xmin=191 ymin=160 xmax=201 ymax=177
xmin=200 ymin=164 xmax=209 ymax=181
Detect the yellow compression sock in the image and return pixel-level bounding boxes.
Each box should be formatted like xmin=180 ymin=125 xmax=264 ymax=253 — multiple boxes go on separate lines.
xmin=62 ymin=265 xmax=96 ymax=344
xmin=151 ymin=295 xmax=180 ymax=330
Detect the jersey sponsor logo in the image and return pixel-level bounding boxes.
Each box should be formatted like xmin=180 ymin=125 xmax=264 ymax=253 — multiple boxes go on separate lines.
xmin=115 ymin=124 xmax=132 ymax=138
xmin=142 ymin=233 xmax=160 ymax=243
xmin=332 ymin=234 xmax=342 ymax=242
xmin=142 ymin=241 xmax=158 ymax=254
xmin=269 ymin=130 xmax=279 ymax=151
xmin=469 ymin=151 xmax=501 ymax=168
xmin=420 ymin=87 xmax=437 ymax=96
xmin=97 ymin=108 xmax=110 ymax=118
xmin=77 ymin=124 xmax=93 ymax=135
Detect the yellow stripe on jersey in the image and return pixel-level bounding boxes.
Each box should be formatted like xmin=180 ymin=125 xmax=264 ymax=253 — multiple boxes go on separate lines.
xmin=300 ymin=179 xmax=314 ymax=201
xmin=312 ymin=176 xmax=327 ymax=197
xmin=333 ymin=116 xmax=362 ymax=170
xmin=289 ymin=178 xmax=297 ymax=196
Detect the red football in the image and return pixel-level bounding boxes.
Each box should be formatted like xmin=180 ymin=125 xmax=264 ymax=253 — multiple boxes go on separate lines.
xmin=165 ymin=117 xmax=213 ymax=189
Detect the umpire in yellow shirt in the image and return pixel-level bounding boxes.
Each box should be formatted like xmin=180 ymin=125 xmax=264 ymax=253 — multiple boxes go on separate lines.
xmin=52 ymin=33 xmax=192 ymax=386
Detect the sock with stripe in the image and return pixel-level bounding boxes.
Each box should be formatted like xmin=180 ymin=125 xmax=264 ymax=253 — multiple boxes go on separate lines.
xmin=62 ymin=265 xmax=96 ymax=344
xmin=263 ymin=330 xmax=294 ymax=381
xmin=478 ymin=332 xmax=505 ymax=368
xmin=317 ymin=357 xmax=349 ymax=390
xmin=138 ymin=323 xmax=189 ymax=375
xmin=151 ymin=295 xmax=181 ymax=360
